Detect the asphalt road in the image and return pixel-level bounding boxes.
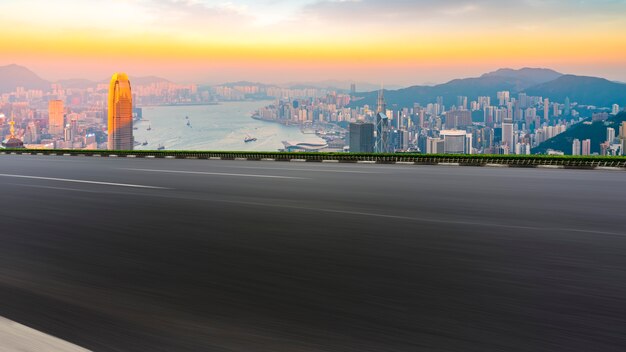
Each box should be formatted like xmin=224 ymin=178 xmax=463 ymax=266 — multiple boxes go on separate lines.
xmin=0 ymin=154 xmax=625 ymax=351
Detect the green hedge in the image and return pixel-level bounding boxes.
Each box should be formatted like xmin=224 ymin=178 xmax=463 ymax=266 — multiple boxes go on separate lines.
xmin=2 ymin=148 xmax=625 ymax=163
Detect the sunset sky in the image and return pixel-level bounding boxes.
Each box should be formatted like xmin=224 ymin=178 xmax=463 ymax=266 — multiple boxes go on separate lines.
xmin=2 ymin=0 xmax=626 ymax=85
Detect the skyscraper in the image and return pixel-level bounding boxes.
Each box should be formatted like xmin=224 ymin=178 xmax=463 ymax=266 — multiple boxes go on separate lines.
xmin=612 ymin=104 xmax=620 ymax=115
xmin=349 ymin=122 xmax=374 ymax=153
xmin=376 ymin=88 xmax=386 ymax=114
xmin=502 ymin=118 xmax=514 ymax=149
xmin=48 ymin=100 xmax=64 ymax=135
xmin=108 ymin=73 xmax=133 ymax=150
xmin=543 ymin=98 xmax=549 ymax=121
xmin=375 ymin=88 xmax=390 ymax=153
xmin=582 ymin=139 xmax=591 ymax=156
xmin=572 ymin=139 xmax=581 ymax=156
xmin=607 ymin=127 xmax=616 ymax=144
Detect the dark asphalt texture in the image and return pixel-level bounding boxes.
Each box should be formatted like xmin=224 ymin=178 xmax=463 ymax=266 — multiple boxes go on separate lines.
xmin=0 ymin=154 xmax=625 ymax=351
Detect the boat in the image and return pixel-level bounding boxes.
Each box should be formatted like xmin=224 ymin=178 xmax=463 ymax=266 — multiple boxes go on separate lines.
xmin=186 ymin=120 xmax=191 ymax=127
xmin=244 ymin=135 xmax=257 ymax=143
xmin=185 ymin=116 xmax=189 ymax=119
xmin=147 ymin=125 xmax=152 ymax=131
xmin=157 ymin=144 xmax=165 ymax=150
xmin=142 ymin=140 xmax=148 ymax=146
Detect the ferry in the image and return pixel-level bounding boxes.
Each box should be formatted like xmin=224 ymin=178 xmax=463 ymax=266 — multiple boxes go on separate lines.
xmin=157 ymin=144 xmax=165 ymax=150
xmin=244 ymin=135 xmax=257 ymax=143
xmin=142 ymin=140 xmax=148 ymax=146
xmin=147 ymin=125 xmax=152 ymax=131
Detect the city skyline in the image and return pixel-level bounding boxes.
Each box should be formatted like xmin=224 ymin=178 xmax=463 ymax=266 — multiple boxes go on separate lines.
xmin=2 ymin=0 xmax=626 ymax=85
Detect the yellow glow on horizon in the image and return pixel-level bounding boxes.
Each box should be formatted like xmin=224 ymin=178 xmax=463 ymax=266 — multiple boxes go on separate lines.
xmin=6 ymin=27 xmax=626 ymax=66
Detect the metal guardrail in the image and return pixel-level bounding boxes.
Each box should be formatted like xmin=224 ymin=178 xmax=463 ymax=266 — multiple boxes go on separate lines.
xmin=2 ymin=149 xmax=626 ymax=169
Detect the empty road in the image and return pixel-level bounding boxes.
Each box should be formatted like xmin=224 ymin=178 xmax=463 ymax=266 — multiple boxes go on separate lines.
xmin=0 ymin=154 xmax=625 ymax=351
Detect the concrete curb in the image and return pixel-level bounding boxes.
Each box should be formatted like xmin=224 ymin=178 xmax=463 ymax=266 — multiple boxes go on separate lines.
xmin=3 ymin=152 xmax=625 ymax=171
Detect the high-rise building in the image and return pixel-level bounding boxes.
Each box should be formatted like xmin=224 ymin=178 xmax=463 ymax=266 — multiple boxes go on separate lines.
xmin=349 ymin=122 xmax=374 ymax=153
xmin=612 ymin=104 xmax=620 ymax=115
xmin=582 ymin=139 xmax=591 ymax=156
xmin=572 ymin=139 xmax=581 ymax=156
xmin=543 ymin=98 xmax=549 ymax=121
xmin=48 ymin=100 xmax=64 ymax=135
xmin=607 ymin=127 xmax=616 ymax=144
xmin=497 ymin=91 xmax=510 ymax=106
xmin=440 ymin=130 xmax=472 ymax=154
xmin=553 ymin=103 xmax=560 ymax=118
xmin=375 ymin=88 xmax=390 ymax=153
xmin=350 ymin=83 xmax=356 ymax=96
xmin=376 ymin=88 xmax=386 ymax=114
xmin=445 ymin=109 xmax=472 ymax=129
xmin=456 ymin=96 xmax=468 ymax=110
xmin=108 ymin=73 xmax=133 ymax=150
xmin=564 ymin=97 xmax=571 ymax=116
xmin=502 ymin=118 xmax=514 ymax=148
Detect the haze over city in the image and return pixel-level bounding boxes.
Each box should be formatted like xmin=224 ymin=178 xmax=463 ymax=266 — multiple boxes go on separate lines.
xmin=2 ymin=0 xmax=626 ymax=84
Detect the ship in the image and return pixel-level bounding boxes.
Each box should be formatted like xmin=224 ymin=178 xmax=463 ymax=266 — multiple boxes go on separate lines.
xmin=157 ymin=144 xmax=165 ymax=150
xmin=142 ymin=140 xmax=148 ymax=146
xmin=147 ymin=125 xmax=152 ymax=131
xmin=187 ymin=120 xmax=191 ymax=127
xmin=244 ymin=135 xmax=257 ymax=143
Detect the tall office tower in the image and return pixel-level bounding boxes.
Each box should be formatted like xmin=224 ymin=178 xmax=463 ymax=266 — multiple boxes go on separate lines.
xmin=456 ymin=96 xmax=468 ymax=110
xmin=376 ymin=88 xmax=386 ymax=114
xmin=440 ymin=130 xmax=472 ymax=154
xmin=374 ymin=88 xmax=390 ymax=153
xmin=108 ymin=73 xmax=133 ymax=150
xmin=607 ymin=127 xmax=616 ymax=144
xmin=572 ymin=139 xmax=581 ymax=155
xmin=518 ymin=93 xmax=528 ymax=108
xmin=564 ymin=97 xmax=571 ymax=116
xmin=497 ymin=91 xmax=510 ymax=106
xmin=446 ymin=110 xmax=472 ymax=129
xmin=48 ymin=100 xmax=64 ymax=135
xmin=349 ymin=122 xmax=374 ymax=153
xmin=553 ymin=103 xmax=560 ymax=118
xmin=375 ymin=112 xmax=389 ymax=153
xmin=612 ymin=104 xmax=620 ymax=115
xmin=582 ymin=139 xmax=591 ymax=156
xmin=502 ymin=118 xmax=514 ymax=149
xmin=419 ymin=110 xmax=426 ymax=128
xmin=543 ymin=98 xmax=549 ymax=121
xmin=483 ymin=106 xmax=495 ymax=126
xmin=350 ymin=83 xmax=356 ymax=96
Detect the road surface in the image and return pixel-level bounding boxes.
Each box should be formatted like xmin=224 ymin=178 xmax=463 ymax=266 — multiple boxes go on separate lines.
xmin=0 ymin=154 xmax=625 ymax=351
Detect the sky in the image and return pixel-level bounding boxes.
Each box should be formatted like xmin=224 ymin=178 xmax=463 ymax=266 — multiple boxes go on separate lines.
xmin=1 ymin=0 xmax=626 ymax=85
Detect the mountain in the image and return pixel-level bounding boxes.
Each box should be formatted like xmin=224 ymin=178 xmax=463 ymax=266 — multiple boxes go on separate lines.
xmin=57 ymin=79 xmax=98 ymax=89
xmin=524 ymin=75 xmax=626 ymax=108
xmin=482 ymin=68 xmax=562 ymax=90
xmin=532 ymin=112 xmax=626 ymax=155
xmin=219 ymin=81 xmax=273 ymax=88
xmin=0 ymin=64 xmax=50 ymax=93
xmin=350 ymin=68 xmax=562 ymax=108
xmin=129 ymin=76 xmax=171 ymax=86
xmin=285 ymin=80 xmax=404 ymax=92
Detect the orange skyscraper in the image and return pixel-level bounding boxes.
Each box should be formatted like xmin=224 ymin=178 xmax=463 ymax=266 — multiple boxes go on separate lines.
xmin=108 ymin=73 xmax=133 ymax=150
xmin=48 ymin=100 xmax=64 ymax=135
